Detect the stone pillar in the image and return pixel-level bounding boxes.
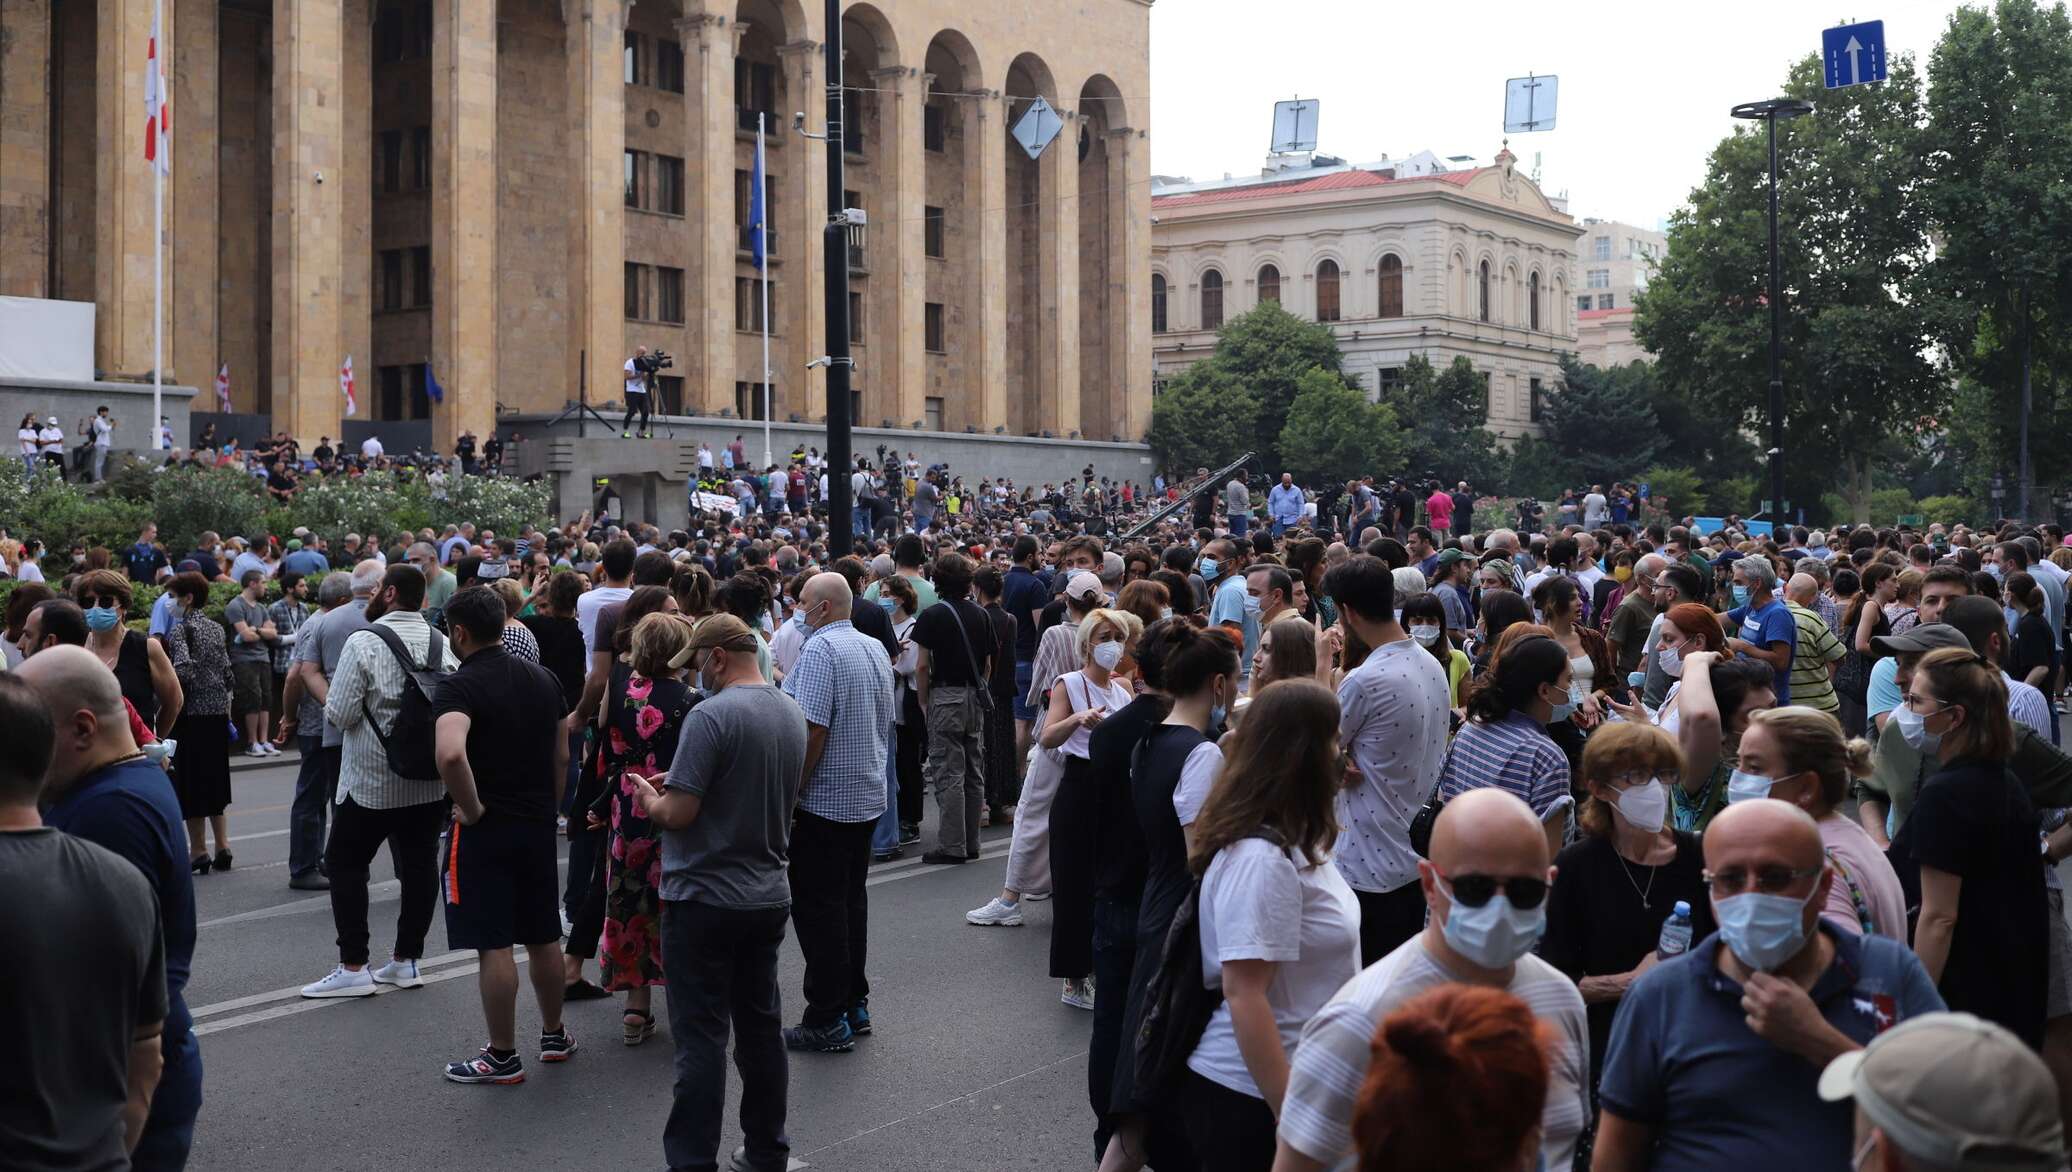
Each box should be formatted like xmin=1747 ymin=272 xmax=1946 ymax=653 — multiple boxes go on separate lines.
xmin=0 ymin=0 xmax=51 ymax=298
xmin=778 ymin=39 xmax=826 ymax=424
xmin=871 ymin=65 xmax=925 ymax=432
xmin=272 ymin=0 xmax=344 ymax=441
xmin=1038 ymin=109 xmax=1081 ymax=438
xmin=680 ymin=12 xmax=738 ymax=416
xmin=1109 ymin=126 xmax=1151 ymax=442
xmin=972 ymin=91 xmax=1007 ymax=433
xmin=339 ymin=0 xmax=372 ymax=422
xmin=95 ymin=0 xmax=156 ymax=376
xmin=431 ymin=0 xmax=497 ymax=447
xmin=171 ymin=0 xmax=218 ymax=392
xmin=569 ymin=2 xmax=629 ymax=413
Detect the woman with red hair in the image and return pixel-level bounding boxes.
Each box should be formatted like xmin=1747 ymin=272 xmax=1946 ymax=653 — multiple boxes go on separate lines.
xmin=1352 ymin=984 xmax=1554 ymax=1172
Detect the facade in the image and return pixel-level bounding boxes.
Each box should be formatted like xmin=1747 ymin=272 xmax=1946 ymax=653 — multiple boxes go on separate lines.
xmin=1571 ymin=216 xmax=1663 ymax=367
xmin=1575 ymin=306 xmax=1646 ymax=367
xmin=0 ymin=0 xmax=1153 ymax=450
xmin=1150 ymin=148 xmax=1583 ymax=441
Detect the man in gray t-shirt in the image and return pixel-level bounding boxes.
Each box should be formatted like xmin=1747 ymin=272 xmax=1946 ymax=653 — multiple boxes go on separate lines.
xmin=657 ymin=678 xmax=806 ymax=908
xmin=283 ymin=573 xmax=373 ymax=888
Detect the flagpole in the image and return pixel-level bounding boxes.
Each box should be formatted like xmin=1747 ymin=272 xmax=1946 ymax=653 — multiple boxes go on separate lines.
xmin=758 ymin=113 xmax=772 ymax=471
xmin=151 ymin=0 xmax=165 ymax=449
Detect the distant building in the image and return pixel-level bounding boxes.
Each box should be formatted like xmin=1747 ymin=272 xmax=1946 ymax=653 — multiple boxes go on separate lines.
xmin=1151 ymin=146 xmax=1581 ymax=441
xmin=1573 ymin=217 xmax=1666 ymax=367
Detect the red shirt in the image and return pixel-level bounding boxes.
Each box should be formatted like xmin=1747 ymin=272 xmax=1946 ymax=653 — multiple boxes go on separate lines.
xmin=1426 ymin=490 xmax=1454 ymax=528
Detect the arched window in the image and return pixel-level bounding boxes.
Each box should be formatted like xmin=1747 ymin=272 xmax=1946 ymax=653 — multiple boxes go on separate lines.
xmin=1257 ymin=264 xmax=1280 ymax=304
xmin=1201 ymin=270 xmax=1224 ymax=331
xmin=1528 ymin=271 xmax=1541 ymax=331
xmin=1378 ymin=254 xmax=1403 ymax=318
xmin=1151 ymin=274 xmax=1168 ymax=334
xmin=1478 ymin=261 xmax=1492 ymax=322
xmin=1315 ymin=260 xmax=1340 ymax=322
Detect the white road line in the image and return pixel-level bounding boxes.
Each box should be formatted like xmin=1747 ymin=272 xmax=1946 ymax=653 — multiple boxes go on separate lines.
xmin=229 ymin=828 xmax=292 ymax=843
xmin=197 ymin=879 xmax=401 ymax=930
xmin=189 ymin=949 xmax=480 ymax=1020
xmin=194 ymin=958 xmax=495 ymax=1036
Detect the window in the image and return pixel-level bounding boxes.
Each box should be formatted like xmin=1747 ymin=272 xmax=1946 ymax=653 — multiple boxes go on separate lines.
xmin=924 ymin=103 xmax=946 ymax=152
xmin=843 ymin=88 xmax=866 ymax=154
xmin=655 ymin=155 xmax=684 ymax=215
xmin=1201 ymin=270 xmax=1224 ymax=331
xmin=377 ymin=364 xmax=429 ymax=420
xmin=734 ymin=381 xmax=771 ymax=421
xmin=379 ymin=250 xmax=403 ymax=310
xmin=1593 ymin=235 xmax=1611 ymax=260
xmin=657 ymin=266 xmax=684 ymax=324
xmin=1477 ymin=261 xmax=1491 ymax=322
xmin=1586 ymin=268 xmax=1610 ymax=289
xmin=624 ymin=262 xmax=646 ymax=320
xmin=735 ymin=277 xmax=770 ymax=332
xmin=924 ymin=206 xmax=945 ymax=258
xmin=623 ymin=31 xmax=645 ymax=86
xmin=735 ymin=60 xmax=776 ymax=131
xmin=378 ymin=130 xmax=401 ymax=193
xmin=411 ymin=126 xmax=430 ymax=189
xmin=848 ymin=291 xmax=863 ymax=341
xmin=1257 ymin=264 xmax=1280 ymax=304
xmin=624 ymin=150 xmax=642 ymax=208
xmin=1378 ymin=254 xmax=1403 ymax=318
xmin=1528 ymin=271 xmax=1541 ymax=331
xmin=1576 ymin=295 xmax=1593 ymax=313
xmin=1378 ymin=367 xmax=1405 ymax=397
xmin=409 ymin=246 xmax=430 ymax=308
xmin=1598 ymin=293 xmax=1615 ymax=310
xmin=379 ymin=364 xmax=403 ymax=419
xmin=925 ymin=397 xmax=944 ymax=430
xmin=655 ymin=39 xmax=684 ymax=94
xmin=925 ymin=302 xmax=945 ymax=353
xmin=1151 ymin=274 xmax=1168 ymax=334
xmin=845 ymin=190 xmax=865 ymax=270
xmin=1315 ymin=260 xmax=1340 ymax=322
xmin=654 ymin=375 xmax=684 ymax=416
xmin=1479 ymin=370 xmax=1492 ymax=412
xmin=1529 ymin=377 xmax=1545 ymax=422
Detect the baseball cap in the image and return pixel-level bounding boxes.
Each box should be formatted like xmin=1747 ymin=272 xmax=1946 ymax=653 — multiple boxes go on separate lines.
xmin=1871 ymin=622 xmax=1970 ymax=659
xmin=1064 ymin=571 xmax=1103 ymax=601
xmin=668 ymin=613 xmax=759 ymax=669
xmin=1435 ymin=549 xmax=1469 ymax=569
xmin=1818 ymin=1011 xmax=2064 ymax=1170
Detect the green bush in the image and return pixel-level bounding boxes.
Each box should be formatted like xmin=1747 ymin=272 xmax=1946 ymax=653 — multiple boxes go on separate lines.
xmin=1705 ymin=476 xmax=1759 ymax=517
xmin=151 ymin=465 xmax=272 ymax=552
xmin=1912 ymin=494 xmax=1978 ymax=527
xmin=1638 ymin=466 xmax=1704 ymax=519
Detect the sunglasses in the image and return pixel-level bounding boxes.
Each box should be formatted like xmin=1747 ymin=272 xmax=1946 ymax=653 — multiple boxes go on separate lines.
xmin=1702 ymin=864 xmax=1822 ymax=897
xmin=83 ymin=594 xmax=124 ymax=609
xmin=1441 ymin=872 xmax=1549 ymax=910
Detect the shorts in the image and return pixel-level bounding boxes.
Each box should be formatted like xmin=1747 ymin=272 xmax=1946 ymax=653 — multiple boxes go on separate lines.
xmin=443 ymin=814 xmax=563 ymax=951
xmin=2048 ymin=887 xmax=2072 ymax=1019
xmin=231 ymin=661 xmax=272 ymax=717
xmin=1013 ymin=659 xmax=1037 ymax=722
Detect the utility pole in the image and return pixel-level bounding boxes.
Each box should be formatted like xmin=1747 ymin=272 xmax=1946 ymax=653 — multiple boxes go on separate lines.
xmin=1730 ymin=97 xmax=1812 ymax=525
xmin=821 ymin=0 xmax=854 ymax=550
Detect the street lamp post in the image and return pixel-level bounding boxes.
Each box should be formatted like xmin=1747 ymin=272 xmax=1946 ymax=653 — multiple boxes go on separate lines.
xmin=1730 ymin=97 xmax=1813 ymax=527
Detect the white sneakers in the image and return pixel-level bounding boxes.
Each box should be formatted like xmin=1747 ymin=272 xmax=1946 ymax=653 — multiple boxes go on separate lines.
xmin=1060 ymin=977 xmax=1096 ymax=1011
xmin=372 ymin=958 xmax=424 ymax=988
xmin=244 ymin=744 xmax=269 ymax=759
xmin=301 ymin=965 xmax=376 ymax=998
xmin=965 ymin=897 xmax=1024 ymax=927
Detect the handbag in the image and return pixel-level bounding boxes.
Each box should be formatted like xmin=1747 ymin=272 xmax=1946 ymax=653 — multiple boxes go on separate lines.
xmin=931 ymin=600 xmax=995 ymax=713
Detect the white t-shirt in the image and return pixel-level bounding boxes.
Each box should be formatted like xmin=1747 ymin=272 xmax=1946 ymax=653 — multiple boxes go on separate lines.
xmin=575 ymin=584 xmax=633 ymax=658
xmin=1171 ymin=741 xmax=1224 ymax=827
xmin=38 ymin=425 xmax=63 ymax=453
xmin=92 ymin=416 xmax=113 ymax=447
xmin=361 ymin=436 xmax=383 ymax=459
xmin=1053 ymin=671 xmax=1135 ymax=760
xmin=1188 ymin=838 xmax=1361 ymax=1100
xmin=1582 ymin=492 xmax=1609 ymax=524
xmin=624 ymin=358 xmax=647 ymax=396
xmin=18 ymin=428 xmax=36 ymax=456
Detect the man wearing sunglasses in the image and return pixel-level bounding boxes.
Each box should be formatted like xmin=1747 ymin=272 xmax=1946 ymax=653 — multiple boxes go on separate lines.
xmin=1593 ymin=800 xmax=1945 ymax=1172
xmin=1273 ymin=789 xmax=1589 ymax=1172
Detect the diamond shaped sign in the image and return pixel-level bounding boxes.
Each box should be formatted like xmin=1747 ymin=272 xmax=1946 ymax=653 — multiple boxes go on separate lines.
xmin=1012 ymin=97 xmax=1064 ymax=161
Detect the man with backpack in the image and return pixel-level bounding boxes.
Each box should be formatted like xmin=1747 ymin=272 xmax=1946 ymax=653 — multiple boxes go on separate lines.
xmin=300 ymin=564 xmax=455 ymax=999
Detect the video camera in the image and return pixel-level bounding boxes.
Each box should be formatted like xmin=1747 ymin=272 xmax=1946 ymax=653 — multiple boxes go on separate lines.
xmin=634 ymin=350 xmax=675 ymax=374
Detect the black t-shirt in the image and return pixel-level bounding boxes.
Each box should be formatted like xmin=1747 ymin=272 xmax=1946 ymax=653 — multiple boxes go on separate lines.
xmin=434 ymin=645 xmax=570 ymax=821
xmin=267 ymin=467 xmax=296 ymax=493
xmin=313 ymin=443 xmax=335 ymax=464
xmin=1450 ymin=491 xmax=1474 ymax=531
xmin=520 ymin=613 xmax=587 ymax=709
xmin=848 ymin=596 xmax=900 ymax=661
xmin=2011 ymin=611 xmax=2056 ymax=686
xmin=1090 ymin=693 xmax=1168 ymax=898
xmin=1540 ymin=830 xmax=1713 ymax=1088
xmin=913 ymin=598 xmax=993 ymax=688
xmin=984 ymin=604 xmax=1018 ymax=698
xmin=1893 ymin=756 xmax=2048 ymax=1047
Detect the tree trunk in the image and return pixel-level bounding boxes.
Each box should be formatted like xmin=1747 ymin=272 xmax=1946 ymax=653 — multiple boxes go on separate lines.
xmin=1847 ymin=450 xmax=1871 ymax=525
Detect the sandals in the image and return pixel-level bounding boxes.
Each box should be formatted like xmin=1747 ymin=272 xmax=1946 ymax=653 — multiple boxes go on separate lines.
xmin=623 ymin=1008 xmax=657 ymax=1046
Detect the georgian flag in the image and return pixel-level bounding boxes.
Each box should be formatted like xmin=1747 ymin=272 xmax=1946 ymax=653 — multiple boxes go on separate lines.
xmin=214 ymin=364 xmax=231 ymax=412
xmin=341 ymin=355 xmax=358 ymax=416
xmin=145 ymin=4 xmax=169 ymax=176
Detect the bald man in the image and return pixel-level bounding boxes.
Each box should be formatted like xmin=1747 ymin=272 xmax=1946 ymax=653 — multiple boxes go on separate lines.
xmin=1274 ymin=789 xmax=1590 ymax=1172
xmin=21 ymin=646 xmax=203 ymax=1166
xmin=1783 ymin=572 xmax=1847 ymax=714
xmin=1593 ymin=800 xmax=1945 ymax=1172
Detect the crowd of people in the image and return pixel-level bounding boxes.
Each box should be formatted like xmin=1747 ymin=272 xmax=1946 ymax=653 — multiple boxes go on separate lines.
xmin=6 ymin=452 xmax=2072 ymax=1172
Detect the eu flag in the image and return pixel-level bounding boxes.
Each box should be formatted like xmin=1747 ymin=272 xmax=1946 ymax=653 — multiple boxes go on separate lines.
xmin=426 ymin=365 xmax=444 ymax=405
xmin=750 ymin=122 xmax=767 ymax=272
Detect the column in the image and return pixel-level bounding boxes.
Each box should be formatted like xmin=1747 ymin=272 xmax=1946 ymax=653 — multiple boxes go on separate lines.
xmin=1038 ymin=108 xmax=1081 ymax=438
xmin=0 ymin=0 xmax=51 ymax=298
xmin=872 ymin=65 xmax=925 ymax=431
xmin=569 ymin=1 xmax=629 ymax=410
xmin=972 ymin=90 xmax=1007 ymax=433
xmin=95 ymin=0 xmax=156 ymax=376
xmin=339 ymin=0 xmax=372 ymax=418
xmin=431 ymin=0 xmax=496 ymax=447
xmin=777 ymin=39 xmax=825 ymax=423
xmin=272 ymin=0 xmax=344 ymax=442
xmin=171 ymin=0 xmax=219 ymax=391
xmin=680 ymin=11 xmax=737 ymax=416
xmin=1110 ymin=126 xmax=1152 ymax=441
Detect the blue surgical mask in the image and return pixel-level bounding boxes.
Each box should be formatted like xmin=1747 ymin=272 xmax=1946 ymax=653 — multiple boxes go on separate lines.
xmin=1731 ymin=584 xmax=1751 ymax=607
xmin=1544 ymin=683 xmax=1575 ymax=723
xmin=1627 ymin=670 xmax=1647 ymax=689
xmin=1713 ymin=890 xmax=1814 ymax=971
xmin=879 ymin=597 xmax=897 ymax=614
xmin=1159 ymin=607 xmax=1173 ymax=621
xmin=1439 ymin=880 xmax=1547 ymax=969
xmin=1985 ymin=563 xmax=2005 ymax=581
xmin=85 ymin=606 xmax=122 ymax=632
xmin=1726 ymin=769 xmax=1775 ymax=804
xmin=1242 ymin=592 xmax=1261 ymax=614
xmin=1199 ymin=557 xmax=1220 ymax=581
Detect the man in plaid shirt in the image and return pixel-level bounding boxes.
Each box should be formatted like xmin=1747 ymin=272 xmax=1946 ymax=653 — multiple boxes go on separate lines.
xmin=268 ymin=572 xmax=312 ymax=734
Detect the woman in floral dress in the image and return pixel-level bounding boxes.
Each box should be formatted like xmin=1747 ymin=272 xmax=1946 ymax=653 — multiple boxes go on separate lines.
xmin=590 ymin=612 xmax=697 ymax=1044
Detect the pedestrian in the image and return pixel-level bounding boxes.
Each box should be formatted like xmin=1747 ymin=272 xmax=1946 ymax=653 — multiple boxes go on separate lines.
xmin=974 ymin=566 xmax=1023 ymax=820
xmin=432 ymin=586 xmax=577 ymax=1083
xmin=223 ymin=569 xmax=280 ymax=757
xmin=275 ymin=569 xmax=368 ymax=889
xmin=267 ymin=571 xmax=312 ymax=734
xmin=915 ymin=552 xmax=996 ymax=866
xmin=880 ymin=574 xmax=927 ymax=845
xmin=161 ymin=571 xmax=235 ymax=873
xmin=1437 ymin=634 xmax=1575 ymax=857
xmin=74 ymin=569 xmax=182 ymax=739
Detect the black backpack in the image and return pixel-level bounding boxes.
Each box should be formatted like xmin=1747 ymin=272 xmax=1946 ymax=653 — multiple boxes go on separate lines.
xmin=359 ymin=623 xmax=448 ymax=781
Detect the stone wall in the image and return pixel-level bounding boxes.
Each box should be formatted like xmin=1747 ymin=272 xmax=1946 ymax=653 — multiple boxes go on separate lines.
xmin=0 ymin=377 xmax=196 ymax=453
xmin=495 ymin=0 xmax=572 ymax=413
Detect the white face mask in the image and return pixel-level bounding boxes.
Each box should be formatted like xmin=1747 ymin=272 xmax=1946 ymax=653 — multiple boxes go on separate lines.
xmin=1091 ymin=641 xmax=1126 ymax=671
xmin=1659 ymin=644 xmax=1685 ymax=678
xmin=1608 ymin=778 xmax=1670 ymax=833
xmin=1409 ymin=623 xmax=1443 ymax=647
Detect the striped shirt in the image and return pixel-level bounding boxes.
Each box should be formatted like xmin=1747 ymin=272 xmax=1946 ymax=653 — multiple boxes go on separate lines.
xmin=1785 ymin=601 xmax=1846 ymax=714
xmin=1438 ymin=709 xmax=1572 ymax=827
xmin=782 ymin=619 xmax=895 ymax=823
xmin=323 ymin=611 xmax=453 ymax=809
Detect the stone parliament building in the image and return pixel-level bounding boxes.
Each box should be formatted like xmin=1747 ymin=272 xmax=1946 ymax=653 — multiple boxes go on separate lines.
xmin=0 ymin=0 xmax=1154 ymax=454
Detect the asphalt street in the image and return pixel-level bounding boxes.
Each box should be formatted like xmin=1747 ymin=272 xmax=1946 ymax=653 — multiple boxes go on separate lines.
xmin=181 ymin=758 xmax=1096 ymax=1172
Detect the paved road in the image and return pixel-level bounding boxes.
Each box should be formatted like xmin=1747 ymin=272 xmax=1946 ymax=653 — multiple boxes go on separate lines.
xmin=182 ymin=760 xmax=1095 ymax=1171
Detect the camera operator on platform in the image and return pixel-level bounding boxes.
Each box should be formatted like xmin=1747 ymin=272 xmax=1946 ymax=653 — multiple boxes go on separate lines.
xmin=622 ymin=345 xmax=669 ymax=439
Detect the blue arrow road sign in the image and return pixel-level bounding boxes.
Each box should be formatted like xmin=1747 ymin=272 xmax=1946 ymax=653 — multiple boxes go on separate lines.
xmin=1823 ymin=20 xmax=1887 ymax=89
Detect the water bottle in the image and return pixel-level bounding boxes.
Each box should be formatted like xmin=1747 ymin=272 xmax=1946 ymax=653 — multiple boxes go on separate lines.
xmin=1657 ymin=900 xmax=1694 ymax=958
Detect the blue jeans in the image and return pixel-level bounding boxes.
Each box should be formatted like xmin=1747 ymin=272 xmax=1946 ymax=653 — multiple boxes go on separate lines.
xmin=661 ymin=899 xmax=791 ymax=1172
xmin=872 ymin=735 xmax=900 ymax=855
xmin=289 ymin=738 xmax=338 ymax=878
xmin=1229 ymin=513 xmax=1249 ymax=537
xmin=852 ymin=505 xmax=870 ymax=538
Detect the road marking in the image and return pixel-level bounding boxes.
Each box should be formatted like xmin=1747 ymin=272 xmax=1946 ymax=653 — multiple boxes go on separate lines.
xmin=229 ymin=827 xmax=291 ymax=844
xmin=189 ymin=949 xmax=480 ymax=1020
xmin=194 ymin=955 xmax=495 ymax=1036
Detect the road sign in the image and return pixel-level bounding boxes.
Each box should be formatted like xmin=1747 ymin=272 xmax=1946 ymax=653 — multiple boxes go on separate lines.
xmin=1011 ymin=97 xmax=1064 ymax=161
xmin=1504 ymin=74 xmax=1558 ymax=133
xmin=1823 ymin=20 xmax=1887 ymax=89
xmin=1270 ymin=99 xmax=1318 ymax=154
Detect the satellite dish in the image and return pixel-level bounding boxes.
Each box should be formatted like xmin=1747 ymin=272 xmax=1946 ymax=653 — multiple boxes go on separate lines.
xmin=1504 ymin=74 xmax=1558 ymax=133
xmin=1270 ymin=99 xmax=1318 ymax=155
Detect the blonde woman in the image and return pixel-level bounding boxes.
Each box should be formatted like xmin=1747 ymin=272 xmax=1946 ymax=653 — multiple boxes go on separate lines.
xmin=485 ymin=577 xmax=540 ymax=662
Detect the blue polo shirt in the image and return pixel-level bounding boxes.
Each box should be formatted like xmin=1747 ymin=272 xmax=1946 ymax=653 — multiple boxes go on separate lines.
xmin=1000 ymin=566 xmax=1049 ymax=662
xmin=1726 ymin=596 xmax=1798 ymax=704
xmin=1599 ymin=923 xmax=1944 ymax=1171
xmin=43 ymin=756 xmax=203 ymax=1125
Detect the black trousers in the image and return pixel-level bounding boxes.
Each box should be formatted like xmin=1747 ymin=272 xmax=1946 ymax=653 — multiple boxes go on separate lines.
xmin=1181 ymin=1070 xmax=1278 ymax=1172
xmin=1048 ymin=755 xmax=1097 ymax=980
xmin=896 ymin=691 xmax=927 ymax=827
xmin=324 ymin=795 xmax=444 ymax=967
xmin=1089 ymin=891 xmax=1140 ymax=1161
xmin=1355 ymin=882 xmax=1429 ymax=968
xmin=788 ymin=810 xmax=874 ymax=1028
xmin=661 ymin=899 xmax=791 ymax=1172
xmin=564 ymin=821 xmax=609 ymax=961
xmin=622 ymin=391 xmax=651 ymax=434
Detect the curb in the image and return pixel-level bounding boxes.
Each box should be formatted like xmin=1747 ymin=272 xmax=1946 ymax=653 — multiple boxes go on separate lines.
xmin=229 ymin=750 xmax=303 ymax=775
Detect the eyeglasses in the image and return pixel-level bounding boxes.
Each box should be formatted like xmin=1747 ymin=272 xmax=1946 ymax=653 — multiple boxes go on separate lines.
xmin=1440 ymin=872 xmax=1549 ymax=910
xmin=1899 ymin=693 xmax=1952 ymax=712
xmin=1702 ymin=864 xmax=1822 ymax=897
xmin=83 ymin=594 xmax=124 ymax=609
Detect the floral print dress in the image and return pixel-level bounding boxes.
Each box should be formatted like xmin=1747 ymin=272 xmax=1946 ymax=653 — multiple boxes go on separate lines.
xmin=592 ymin=662 xmax=695 ymax=990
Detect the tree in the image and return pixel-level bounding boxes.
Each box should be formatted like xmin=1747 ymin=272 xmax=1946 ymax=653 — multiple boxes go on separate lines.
xmin=1200 ymin=300 xmax=1347 ymax=469
xmin=1543 ymin=358 xmax=1668 ymax=485
xmin=1382 ymin=355 xmax=1504 ymax=488
xmin=1147 ymin=361 xmax=1258 ymax=474
xmin=1279 ymin=367 xmax=1402 ymax=486
xmin=1635 ymin=52 xmax=1946 ymax=523
xmin=1923 ymin=0 xmax=2072 ymax=520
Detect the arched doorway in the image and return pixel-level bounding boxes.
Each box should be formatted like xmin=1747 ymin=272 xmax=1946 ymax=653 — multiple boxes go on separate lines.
xmin=1076 ymin=74 xmax=1126 ymax=441
xmin=921 ymin=30 xmax=983 ymax=432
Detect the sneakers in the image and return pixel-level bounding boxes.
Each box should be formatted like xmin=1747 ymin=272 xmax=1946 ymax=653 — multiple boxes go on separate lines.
xmin=287 ymin=871 xmax=331 ymax=891
xmin=301 ymin=965 xmax=376 ymax=999
xmin=783 ymin=1017 xmax=856 ymax=1053
xmin=539 ymin=1027 xmax=578 ymax=1062
xmin=847 ymin=1000 xmax=872 ymax=1037
xmin=371 ymin=958 xmax=424 ymax=988
xmin=244 ymin=744 xmax=269 ymax=758
xmin=621 ymin=431 xmax=632 ymax=439
xmin=965 ymin=897 xmax=1024 ymax=927
xmin=1060 ymin=977 xmax=1096 ymax=1011
xmin=257 ymin=741 xmax=281 ymax=757
xmin=445 ymin=1046 xmax=525 ymax=1085
xmin=898 ymin=822 xmax=922 ymax=846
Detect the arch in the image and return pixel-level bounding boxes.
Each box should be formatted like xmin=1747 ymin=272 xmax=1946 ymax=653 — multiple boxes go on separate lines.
xmin=1151 ymin=273 xmax=1168 ymax=334
xmin=737 ymin=0 xmax=807 ymax=43
xmin=1200 ymin=269 xmax=1224 ymax=331
xmin=839 ymin=3 xmax=900 ymax=67
xmin=1377 ymin=253 xmax=1403 ymax=318
xmin=1503 ymin=259 xmax=1521 ymax=325
xmin=1076 ymin=72 xmax=1127 ymax=135
xmin=1256 ymin=262 xmax=1281 ymax=305
xmin=1004 ymin=51 xmax=1058 ymax=435
xmin=921 ymin=28 xmax=983 ymax=92
xmin=1315 ymin=258 xmax=1341 ymax=322
xmin=1477 ymin=259 xmax=1491 ymax=323
xmin=921 ymin=29 xmax=983 ymax=431
xmin=1005 ymin=50 xmax=1059 ymax=105
xmin=1527 ymin=268 xmax=1541 ymax=332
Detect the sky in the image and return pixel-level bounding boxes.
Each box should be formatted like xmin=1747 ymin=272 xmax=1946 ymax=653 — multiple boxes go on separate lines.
xmin=1148 ymin=0 xmax=1976 ymax=228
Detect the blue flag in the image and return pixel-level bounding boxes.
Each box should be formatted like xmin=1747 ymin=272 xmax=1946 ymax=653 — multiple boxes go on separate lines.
xmin=750 ymin=121 xmax=767 ymax=272
xmin=425 ymin=365 xmax=444 ymax=405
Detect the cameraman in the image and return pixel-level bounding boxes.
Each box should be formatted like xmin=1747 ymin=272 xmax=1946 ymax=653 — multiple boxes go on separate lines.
xmin=622 ymin=345 xmax=654 ymax=439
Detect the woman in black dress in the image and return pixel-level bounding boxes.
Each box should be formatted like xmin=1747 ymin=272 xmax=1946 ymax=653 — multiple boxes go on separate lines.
xmin=163 ymin=571 xmax=235 ymax=872
xmin=74 ymin=569 xmax=183 ymax=736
